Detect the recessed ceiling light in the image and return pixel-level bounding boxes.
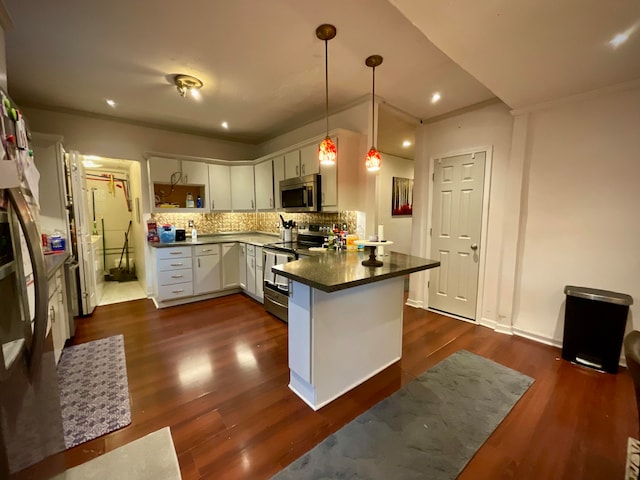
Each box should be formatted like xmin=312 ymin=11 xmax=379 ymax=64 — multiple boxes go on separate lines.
xmin=402 ymin=140 xmax=411 ymax=148
xmin=609 ymin=28 xmax=634 ymax=48
xmin=106 ymin=99 xmax=116 ymax=108
xmin=431 ymin=92 xmax=441 ymax=104
xmin=221 ymin=121 xmax=229 ymax=129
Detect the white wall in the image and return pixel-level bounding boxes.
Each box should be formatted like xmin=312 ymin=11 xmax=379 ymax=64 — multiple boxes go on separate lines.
xmin=0 ymin=10 xmax=7 ymax=92
xmin=412 ymin=85 xmax=640 ymax=349
xmin=378 ymin=153 xmax=414 ymax=255
xmin=21 ymin=107 xmax=258 ymax=162
xmin=514 ymin=85 xmax=640 ymax=341
xmin=410 ymin=102 xmax=514 ymax=323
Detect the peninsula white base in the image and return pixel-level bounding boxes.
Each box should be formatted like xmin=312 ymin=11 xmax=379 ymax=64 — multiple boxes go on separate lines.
xmin=287 ymin=276 xmax=404 ymax=410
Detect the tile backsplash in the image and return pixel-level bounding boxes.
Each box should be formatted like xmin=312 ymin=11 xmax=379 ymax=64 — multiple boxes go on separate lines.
xmin=152 ymin=211 xmax=358 ymax=234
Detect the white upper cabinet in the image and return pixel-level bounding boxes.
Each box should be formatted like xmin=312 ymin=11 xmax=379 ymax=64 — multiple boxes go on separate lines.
xmin=299 ymin=143 xmax=320 ymax=177
xmin=230 ymin=165 xmax=255 ymax=211
xmin=284 ymin=150 xmax=300 ymax=179
xmin=284 ymin=145 xmax=320 ymax=179
xmin=208 ymin=164 xmax=232 ymax=211
xmin=273 ymin=155 xmax=285 ymax=210
xmin=254 ymin=160 xmax=274 ymax=210
xmin=181 ymin=161 xmax=209 ymax=186
xmin=149 ymin=158 xmax=180 ymax=183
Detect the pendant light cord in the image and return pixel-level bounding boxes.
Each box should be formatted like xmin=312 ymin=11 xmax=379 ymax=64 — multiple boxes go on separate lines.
xmin=325 ymin=39 xmax=330 ymax=136
xmin=371 ymin=66 xmax=376 ymax=144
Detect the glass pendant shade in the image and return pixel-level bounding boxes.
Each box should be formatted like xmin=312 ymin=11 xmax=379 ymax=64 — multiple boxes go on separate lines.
xmin=365 ymin=146 xmax=382 ymax=172
xmin=318 ymin=136 xmax=337 ymax=165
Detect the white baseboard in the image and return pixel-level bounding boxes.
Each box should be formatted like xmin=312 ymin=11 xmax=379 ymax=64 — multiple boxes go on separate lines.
xmin=478 ymin=317 xmax=496 ymax=329
xmin=494 ymin=323 xmax=514 ymax=335
xmin=405 ymin=298 xmax=423 ymax=309
xmin=512 ymin=327 xmax=562 ymax=348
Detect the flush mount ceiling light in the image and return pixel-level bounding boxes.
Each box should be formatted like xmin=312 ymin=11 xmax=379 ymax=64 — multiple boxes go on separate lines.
xmin=316 ymin=24 xmax=338 ymax=166
xmin=365 ymin=55 xmax=383 ymax=172
xmin=174 ymin=74 xmax=203 ymax=99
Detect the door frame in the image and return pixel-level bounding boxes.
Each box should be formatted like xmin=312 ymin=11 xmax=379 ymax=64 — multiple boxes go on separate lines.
xmin=425 ymin=146 xmax=493 ymax=324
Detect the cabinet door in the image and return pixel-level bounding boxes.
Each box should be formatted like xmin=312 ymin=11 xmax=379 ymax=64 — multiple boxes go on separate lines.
xmin=273 ymin=155 xmax=285 ymax=210
xmin=239 ymin=243 xmax=247 ymax=289
xmin=284 ymin=150 xmax=300 ymax=179
xmin=320 ymin=136 xmax=338 ymax=208
xmin=255 ymin=247 xmax=263 ymax=301
xmin=299 ymin=143 xmax=320 ymax=176
xmin=194 ymin=248 xmax=221 ymax=295
xmin=208 ymin=164 xmax=232 ymax=211
xmin=254 ymin=160 xmax=274 ymax=210
xmin=230 ymin=165 xmax=255 ymax=211
xmin=245 ymin=245 xmax=256 ymax=295
xmin=221 ymin=243 xmax=240 ymax=288
xmin=149 ymin=158 xmax=181 ymax=183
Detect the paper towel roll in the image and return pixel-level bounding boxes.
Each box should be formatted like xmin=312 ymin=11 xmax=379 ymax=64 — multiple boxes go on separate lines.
xmin=378 ymin=224 xmax=385 ymax=257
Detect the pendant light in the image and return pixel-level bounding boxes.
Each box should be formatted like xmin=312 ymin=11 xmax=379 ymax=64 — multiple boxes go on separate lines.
xmin=316 ymin=24 xmax=337 ymax=166
xmin=365 ymin=55 xmax=383 ymax=172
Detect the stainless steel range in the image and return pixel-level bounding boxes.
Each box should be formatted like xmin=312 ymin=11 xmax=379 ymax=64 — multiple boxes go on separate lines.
xmin=262 ymin=228 xmax=325 ymax=322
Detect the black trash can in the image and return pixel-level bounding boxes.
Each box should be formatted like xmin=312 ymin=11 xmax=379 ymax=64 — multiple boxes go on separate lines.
xmin=562 ymin=286 xmax=633 ymax=373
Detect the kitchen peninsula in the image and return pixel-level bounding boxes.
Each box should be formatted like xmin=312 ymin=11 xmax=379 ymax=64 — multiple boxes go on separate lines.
xmin=273 ymin=251 xmax=439 ymax=410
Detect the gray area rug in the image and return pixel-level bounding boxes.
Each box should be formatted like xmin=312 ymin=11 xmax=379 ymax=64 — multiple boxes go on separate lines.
xmin=51 ymin=427 xmax=181 ymax=480
xmin=273 ymin=350 xmax=534 ymax=480
xmin=57 ymin=334 xmax=132 ymax=449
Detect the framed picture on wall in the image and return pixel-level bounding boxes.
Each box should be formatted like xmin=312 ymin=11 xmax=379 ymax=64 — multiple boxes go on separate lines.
xmin=392 ymin=177 xmax=413 ymax=216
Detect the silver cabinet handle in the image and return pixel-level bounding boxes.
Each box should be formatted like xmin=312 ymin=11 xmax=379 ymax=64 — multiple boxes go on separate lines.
xmin=169 ymin=251 xmax=182 ymax=255
xmin=170 ymin=263 xmax=184 ymax=266
xmin=212 ymin=200 xmax=215 ymax=209
xmin=50 ymin=306 xmax=55 ymax=324
xmin=301 ymin=164 xmax=305 ymax=175
xmin=251 ymin=199 xmax=254 ymax=209
xmin=172 ymin=289 xmax=184 ymax=293
xmin=296 ymin=165 xmax=299 ymax=176
xmin=171 ymin=274 xmax=184 ymax=279
xmin=269 ymin=197 xmax=273 ymax=208
xmin=471 ymin=243 xmax=478 ymax=250
xmin=198 ymin=258 xmax=201 ymax=268
xmin=201 ymin=248 xmax=212 ymax=252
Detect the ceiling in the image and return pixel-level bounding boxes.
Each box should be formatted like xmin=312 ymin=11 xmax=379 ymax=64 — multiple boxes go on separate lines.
xmin=7 ymin=2 xmax=636 ymax=154
xmin=3 ymin=0 xmax=494 ymax=147
xmin=391 ymin=0 xmax=640 ymax=109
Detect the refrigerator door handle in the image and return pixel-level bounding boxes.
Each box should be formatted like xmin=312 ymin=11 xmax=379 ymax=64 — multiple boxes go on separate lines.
xmin=8 ymin=188 xmax=49 ymax=379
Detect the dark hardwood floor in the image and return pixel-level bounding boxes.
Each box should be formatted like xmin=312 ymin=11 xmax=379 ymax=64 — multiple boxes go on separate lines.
xmin=19 ymin=293 xmax=637 ymax=479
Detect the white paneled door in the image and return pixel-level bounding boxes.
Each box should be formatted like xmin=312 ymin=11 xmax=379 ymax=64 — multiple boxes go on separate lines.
xmin=429 ymin=151 xmax=486 ymax=320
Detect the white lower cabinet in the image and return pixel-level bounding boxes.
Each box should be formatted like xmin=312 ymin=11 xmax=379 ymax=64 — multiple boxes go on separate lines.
xmin=221 ymin=243 xmax=240 ymax=289
xmin=48 ymin=268 xmax=69 ymax=365
xmin=255 ymin=247 xmax=263 ymax=301
xmin=239 ymin=243 xmax=247 ymax=289
xmin=155 ymin=246 xmax=193 ymax=302
xmin=152 ymin=241 xmax=266 ymax=307
xmin=246 ymin=245 xmax=256 ymax=296
xmin=194 ymin=244 xmax=221 ymax=295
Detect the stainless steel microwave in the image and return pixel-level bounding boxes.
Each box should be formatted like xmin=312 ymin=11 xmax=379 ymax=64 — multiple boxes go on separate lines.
xmin=279 ymin=174 xmax=321 ymax=212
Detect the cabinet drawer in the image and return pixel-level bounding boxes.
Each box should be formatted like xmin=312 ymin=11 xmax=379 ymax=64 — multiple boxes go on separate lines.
xmin=158 ymin=282 xmax=193 ymax=301
xmin=158 ymin=268 xmax=192 ymax=286
xmin=195 ymin=244 xmax=220 ymax=256
xmin=158 ymin=258 xmax=191 ymax=271
xmin=156 ymin=246 xmax=191 ymax=260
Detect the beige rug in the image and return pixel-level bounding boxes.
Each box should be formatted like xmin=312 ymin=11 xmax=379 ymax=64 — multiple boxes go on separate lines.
xmin=627 ymin=437 xmax=639 ymax=480
xmin=52 ymin=427 xmax=181 ymax=480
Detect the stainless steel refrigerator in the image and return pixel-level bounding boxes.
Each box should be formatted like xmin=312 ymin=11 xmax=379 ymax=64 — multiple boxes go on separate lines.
xmin=0 ymin=95 xmax=65 ymax=476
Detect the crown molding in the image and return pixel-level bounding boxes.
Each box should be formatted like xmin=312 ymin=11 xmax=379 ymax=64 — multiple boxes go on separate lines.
xmin=510 ymin=78 xmax=640 ymax=116
xmin=420 ymin=97 xmax=503 ymax=125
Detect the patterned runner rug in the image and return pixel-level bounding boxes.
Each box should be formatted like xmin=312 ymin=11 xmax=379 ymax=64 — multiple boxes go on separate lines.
xmin=273 ymin=350 xmax=534 ymax=480
xmin=57 ymin=334 xmax=131 ymax=449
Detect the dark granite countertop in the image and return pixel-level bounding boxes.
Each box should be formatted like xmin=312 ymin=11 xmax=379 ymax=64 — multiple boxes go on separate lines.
xmin=44 ymin=251 xmax=70 ymax=278
xmin=148 ymin=232 xmax=278 ymax=248
xmin=273 ymin=251 xmax=440 ymax=293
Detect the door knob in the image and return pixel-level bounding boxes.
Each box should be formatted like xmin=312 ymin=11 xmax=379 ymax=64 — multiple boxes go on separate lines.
xmin=470 ymin=243 xmax=478 ymax=250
